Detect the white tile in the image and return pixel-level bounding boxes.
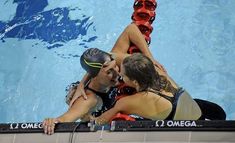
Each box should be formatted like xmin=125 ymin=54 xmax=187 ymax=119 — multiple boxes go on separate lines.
xmin=99 ymin=131 xmax=145 ymax=142
xmin=14 ymin=133 xmax=57 ymax=143
xmin=190 ymin=132 xmax=235 ymax=142
xmin=1 ymin=131 xmax=234 ymax=143
xmin=145 ymin=131 xmax=190 ymax=142
xmin=73 ymin=132 xmax=101 ymax=142
xmin=56 ymin=133 xmax=70 ymax=143
xmin=0 ymin=134 xmax=14 ymax=143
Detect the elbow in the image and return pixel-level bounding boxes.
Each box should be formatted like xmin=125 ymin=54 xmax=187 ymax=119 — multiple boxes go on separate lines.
xmin=111 ymin=48 xmax=123 ymax=54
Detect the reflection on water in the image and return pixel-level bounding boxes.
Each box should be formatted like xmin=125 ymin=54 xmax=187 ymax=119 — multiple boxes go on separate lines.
xmin=0 ymin=0 xmax=97 ymax=50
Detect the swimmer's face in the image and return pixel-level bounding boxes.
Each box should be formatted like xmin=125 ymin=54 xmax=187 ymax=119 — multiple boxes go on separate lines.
xmin=120 ymin=63 xmax=136 ymax=88
xmin=96 ymin=56 xmax=119 ymax=86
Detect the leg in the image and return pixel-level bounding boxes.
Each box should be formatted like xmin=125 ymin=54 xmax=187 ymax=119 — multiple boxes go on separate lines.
xmin=194 ymin=99 xmax=226 ymax=120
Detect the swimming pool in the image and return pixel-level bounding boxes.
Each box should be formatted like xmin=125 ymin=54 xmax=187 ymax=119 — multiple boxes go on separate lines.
xmin=0 ymin=0 xmax=234 ymax=122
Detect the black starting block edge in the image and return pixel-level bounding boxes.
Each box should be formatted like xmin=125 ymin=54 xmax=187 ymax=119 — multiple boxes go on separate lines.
xmin=0 ymin=120 xmax=234 ymax=134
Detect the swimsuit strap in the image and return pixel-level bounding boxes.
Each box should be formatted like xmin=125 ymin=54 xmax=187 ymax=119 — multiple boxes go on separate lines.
xmin=148 ymin=89 xmax=174 ymax=103
xmin=165 ymin=87 xmax=184 ymax=120
xmin=147 ymin=88 xmax=184 ymax=120
xmin=84 ymin=80 xmax=116 ymax=117
xmin=84 ymin=80 xmax=108 ymax=97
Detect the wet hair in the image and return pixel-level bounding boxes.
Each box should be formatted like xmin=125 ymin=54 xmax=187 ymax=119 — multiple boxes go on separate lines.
xmin=122 ymin=53 xmax=177 ymax=93
xmin=80 ymin=48 xmax=111 ymax=77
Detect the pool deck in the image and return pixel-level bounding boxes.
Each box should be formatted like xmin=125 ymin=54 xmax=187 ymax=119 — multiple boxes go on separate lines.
xmin=0 ymin=120 xmax=234 ymax=143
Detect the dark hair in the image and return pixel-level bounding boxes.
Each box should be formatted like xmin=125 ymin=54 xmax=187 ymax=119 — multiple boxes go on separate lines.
xmin=122 ymin=53 xmax=177 ymax=93
xmin=80 ymin=48 xmax=111 ymax=77
xmin=122 ymin=53 xmax=160 ymax=91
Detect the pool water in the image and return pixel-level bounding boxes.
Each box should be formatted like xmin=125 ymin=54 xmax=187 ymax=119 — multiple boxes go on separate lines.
xmin=0 ymin=0 xmax=234 ymax=122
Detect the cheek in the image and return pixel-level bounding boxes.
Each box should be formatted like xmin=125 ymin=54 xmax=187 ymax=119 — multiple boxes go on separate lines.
xmin=99 ymin=72 xmax=110 ymax=81
xmin=103 ymin=72 xmax=113 ymax=81
xmin=122 ymin=76 xmax=135 ymax=87
xmin=123 ymin=76 xmax=130 ymax=84
xmin=101 ymin=75 xmax=112 ymax=85
xmin=107 ymin=74 xmax=113 ymax=80
xmin=115 ymin=66 xmax=119 ymax=72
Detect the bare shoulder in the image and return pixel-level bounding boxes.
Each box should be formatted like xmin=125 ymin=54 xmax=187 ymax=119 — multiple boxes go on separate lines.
xmin=115 ymin=94 xmax=141 ymax=110
xmin=85 ymin=90 xmax=99 ymax=104
xmin=73 ymin=90 xmax=98 ymax=107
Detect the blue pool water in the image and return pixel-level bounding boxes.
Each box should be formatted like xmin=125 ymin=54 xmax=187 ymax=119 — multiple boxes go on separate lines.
xmin=0 ymin=0 xmax=234 ymax=122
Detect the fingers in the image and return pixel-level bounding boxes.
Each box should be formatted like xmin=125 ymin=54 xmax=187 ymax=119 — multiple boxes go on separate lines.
xmin=162 ymin=67 xmax=167 ymax=73
xmin=69 ymin=87 xmax=88 ymax=108
xmin=154 ymin=62 xmax=167 ymax=73
xmin=69 ymin=94 xmax=79 ymax=108
xmin=42 ymin=118 xmax=57 ymax=135
xmin=89 ymin=115 xmax=95 ymax=121
xmin=66 ymin=88 xmax=76 ymax=105
xmin=94 ymin=117 xmax=106 ymax=125
xmin=48 ymin=119 xmax=55 ymax=135
xmin=78 ymin=83 xmax=87 ymax=100
xmin=81 ymin=88 xmax=87 ymax=100
xmin=157 ymin=64 xmax=165 ymax=72
xmin=69 ymin=88 xmax=76 ymax=98
xmin=69 ymin=89 xmax=81 ymax=107
xmin=160 ymin=65 xmax=167 ymax=73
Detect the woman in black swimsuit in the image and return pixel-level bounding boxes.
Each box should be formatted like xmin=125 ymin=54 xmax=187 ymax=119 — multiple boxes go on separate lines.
xmin=43 ymin=48 xmax=120 ymax=135
xmin=95 ymin=53 xmax=226 ymax=125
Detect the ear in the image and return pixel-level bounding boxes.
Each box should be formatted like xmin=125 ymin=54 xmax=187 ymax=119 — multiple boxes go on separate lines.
xmin=133 ymin=80 xmax=140 ymax=90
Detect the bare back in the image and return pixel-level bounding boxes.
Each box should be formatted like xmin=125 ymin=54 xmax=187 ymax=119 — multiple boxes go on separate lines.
xmin=118 ymin=89 xmax=201 ymax=120
xmin=119 ymin=91 xmax=173 ymax=120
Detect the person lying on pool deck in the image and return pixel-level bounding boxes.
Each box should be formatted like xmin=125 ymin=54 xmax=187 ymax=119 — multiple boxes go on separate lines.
xmin=93 ymin=53 xmax=226 ymax=125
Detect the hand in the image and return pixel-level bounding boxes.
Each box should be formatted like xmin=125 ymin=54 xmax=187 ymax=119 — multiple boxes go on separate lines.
xmin=42 ymin=118 xmax=59 ymax=135
xmin=65 ymin=86 xmax=77 ymax=105
xmin=80 ymin=114 xmax=93 ymax=122
xmin=69 ymin=82 xmax=87 ymax=108
xmin=153 ymin=60 xmax=167 ymax=73
xmin=89 ymin=115 xmax=96 ymax=121
xmin=94 ymin=117 xmax=107 ymax=125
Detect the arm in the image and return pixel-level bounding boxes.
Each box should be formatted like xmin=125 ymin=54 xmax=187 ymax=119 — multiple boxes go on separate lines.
xmin=95 ymin=106 xmax=120 ymax=125
xmin=95 ymin=98 xmax=129 ymax=125
xmin=69 ymin=73 xmax=92 ymax=107
xmin=43 ymin=93 xmax=97 ymax=135
xmin=59 ymin=94 xmax=96 ymax=122
xmin=111 ymin=23 xmax=166 ymax=72
xmin=111 ymin=23 xmax=153 ymax=59
xmin=110 ymin=52 xmax=130 ymax=67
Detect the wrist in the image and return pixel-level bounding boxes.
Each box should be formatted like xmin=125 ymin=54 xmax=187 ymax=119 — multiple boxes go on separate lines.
xmin=55 ymin=117 xmax=63 ymax=123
